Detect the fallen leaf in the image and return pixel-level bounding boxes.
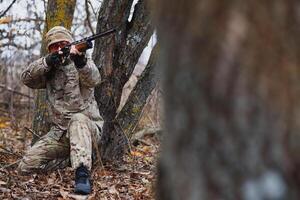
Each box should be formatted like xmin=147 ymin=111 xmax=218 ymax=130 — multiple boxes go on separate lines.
xmin=0 ymin=16 xmax=12 ymax=24
xmin=0 ymin=180 xmax=6 ymax=185
xmin=0 ymin=122 xmax=9 ymax=129
xmin=108 ymin=185 xmax=119 ymax=195
xmin=143 ymin=156 xmax=153 ymax=163
xmin=0 ymin=187 xmax=11 ymax=193
xmin=141 ymin=178 xmax=150 ymax=184
xmin=60 ymin=190 xmax=69 ymax=199
xmin=96 ymin=181 xmax=108 ymax=189
xmin=141 ymin=146 xmax=151 ymax=153
xmin=130 ymin=151 xmax=143 ymax=157
xmin=130 ymin=172 xmax=140 ymax=179
xmin=47 ymin=178 xmax=55 ymax=184
xmin=68 ymin=193 xmax=89 ymax=200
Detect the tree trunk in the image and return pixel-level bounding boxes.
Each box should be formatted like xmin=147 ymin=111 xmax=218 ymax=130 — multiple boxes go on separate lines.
xmin=101 ymin=44 xmax=158 ymax=159
xmin=116 ymin=44 xmax=159 ymax=137
xmin=153 ymin=0 xmax=300 ymax=199
xmin=32 ymin=0 xmax=76 ymax=144
xmin=93 ymin=0 xmax=154 ymax=161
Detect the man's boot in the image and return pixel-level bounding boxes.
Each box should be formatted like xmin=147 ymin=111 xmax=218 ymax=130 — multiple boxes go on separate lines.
xmin=74 ymin=164 xmax=91 ymax=195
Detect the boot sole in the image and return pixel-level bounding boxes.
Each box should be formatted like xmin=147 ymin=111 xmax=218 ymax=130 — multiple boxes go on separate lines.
xmin=74 ymin=183 xmax=91 ymax=195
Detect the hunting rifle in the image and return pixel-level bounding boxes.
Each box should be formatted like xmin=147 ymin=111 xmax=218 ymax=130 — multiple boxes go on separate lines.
xmin=60 ymin=28 xmax=116 ymax=57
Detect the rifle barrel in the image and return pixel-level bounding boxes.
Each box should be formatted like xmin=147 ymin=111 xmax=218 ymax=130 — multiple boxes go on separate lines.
xmin=72 ymin=28 xmax=116 ymax=45
xmin=88 ymin=28 xmax=116 ymax=41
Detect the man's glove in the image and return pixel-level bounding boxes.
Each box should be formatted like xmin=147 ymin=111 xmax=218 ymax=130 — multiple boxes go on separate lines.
xmin=45 ymin=52 xmax=62 ymax=68
xmin=70 ymin=53 xmax=87 ymax=69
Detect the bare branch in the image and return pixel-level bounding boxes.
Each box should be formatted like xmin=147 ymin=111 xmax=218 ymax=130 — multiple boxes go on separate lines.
xmin=85 ymin=0 xmax=95 ymax=34
xmin=87 ymin=0 xmax=97 ymax=17
xmin=0 ymin=0 xmax=17 ymax=18
xmin=0 ymin=84 xmax=34 ymax=99
xmin=10 ymin=17 xmax=44 ymax=23
xmin=0 ymin=41 xmax=39 ymax=50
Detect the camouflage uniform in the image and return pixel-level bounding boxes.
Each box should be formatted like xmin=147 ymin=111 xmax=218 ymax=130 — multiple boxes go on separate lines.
xmin=18 ymin=27 xmax=103 ymax=174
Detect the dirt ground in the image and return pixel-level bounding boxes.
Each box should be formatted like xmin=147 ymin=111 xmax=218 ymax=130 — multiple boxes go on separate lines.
xmin=0 ymin=120 xmax=160 ymax=200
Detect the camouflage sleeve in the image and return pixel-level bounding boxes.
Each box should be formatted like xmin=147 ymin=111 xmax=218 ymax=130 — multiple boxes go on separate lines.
xmin=21 ymin=57 xmax=51 ymax=89
xmin=77 ymin=58 xmax=101 ymax=88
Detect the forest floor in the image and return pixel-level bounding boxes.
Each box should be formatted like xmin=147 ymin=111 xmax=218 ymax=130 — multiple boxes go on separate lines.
xmin=0 ymin=119 xmax=160 ymax=200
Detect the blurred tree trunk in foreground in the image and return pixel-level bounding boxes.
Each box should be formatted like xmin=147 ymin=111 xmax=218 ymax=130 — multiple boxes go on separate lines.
xmin=93 ymin=0 xmax=154 ymax=161
xmin=154 ymin=0 xmax=300 ymax=199
xmin=32 ymin=0 xmax=76 ymax=144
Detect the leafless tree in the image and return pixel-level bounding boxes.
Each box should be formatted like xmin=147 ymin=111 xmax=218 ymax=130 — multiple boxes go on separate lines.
xmin=92 ymin=0 xmax=156 ymax=161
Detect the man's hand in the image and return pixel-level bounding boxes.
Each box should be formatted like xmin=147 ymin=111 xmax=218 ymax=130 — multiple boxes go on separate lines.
xmin=70 ymin=45 xmax=87 ymax=68
xmin=45 ymin=51 xmax=63 ymax=68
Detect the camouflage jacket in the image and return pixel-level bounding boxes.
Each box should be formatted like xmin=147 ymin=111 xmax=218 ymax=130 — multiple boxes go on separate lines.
xmin=21 ymin=57 xmax=104 ymax=130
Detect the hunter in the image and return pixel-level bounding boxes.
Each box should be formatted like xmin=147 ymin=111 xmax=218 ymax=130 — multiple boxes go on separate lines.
xmin=18 ymin=26 xmax=103 ymax=195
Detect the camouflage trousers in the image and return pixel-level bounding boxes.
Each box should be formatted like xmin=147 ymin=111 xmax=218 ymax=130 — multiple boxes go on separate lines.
xmin=18 ymin=113 xmax=102 ymax=174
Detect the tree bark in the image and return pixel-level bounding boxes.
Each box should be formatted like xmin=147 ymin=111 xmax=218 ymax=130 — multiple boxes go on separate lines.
xmin=153 ymin=0 xmax=300 ymax=199
xmin=93 ymin=0 xmax=154 ymax=161
xmin=101 ymin=44 xmax=158 ymax=159
xmin=32 ymin=0 xmax=76 ymax=144
xmin=116 ymin=44 xmax=159 ymax=137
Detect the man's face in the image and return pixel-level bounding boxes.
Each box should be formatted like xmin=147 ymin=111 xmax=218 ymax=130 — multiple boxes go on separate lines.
xmin=48 ymin=41 xmax=70 ymax=53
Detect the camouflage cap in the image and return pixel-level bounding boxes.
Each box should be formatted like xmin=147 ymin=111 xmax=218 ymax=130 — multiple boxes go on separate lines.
xmin=45 ymin=26 xmax=74 ymax=48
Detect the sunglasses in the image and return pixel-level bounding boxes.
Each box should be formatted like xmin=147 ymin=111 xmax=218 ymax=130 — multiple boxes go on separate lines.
xmin=48 ymin=41 xmax=70 ymax=53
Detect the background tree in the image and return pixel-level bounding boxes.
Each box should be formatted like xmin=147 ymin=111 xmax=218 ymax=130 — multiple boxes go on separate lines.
xmin=32 ymin=0 xmax=77 ymax=143
xmin=0 ymin=1 xmax=45 ymax=122
xmin=153 ymin=0 xmax=300 ymax=199
xmin=92 ymin=0 xmax=155 ymax=161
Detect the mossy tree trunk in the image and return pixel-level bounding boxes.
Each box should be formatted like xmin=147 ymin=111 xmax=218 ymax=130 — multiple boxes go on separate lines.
xmin=93 ymin=0 xmax=155 ymax=161
xmin=153 ymin=0 xmax=300 ymax=199
xmin=32 ymin=0 xmax=76 ymax=144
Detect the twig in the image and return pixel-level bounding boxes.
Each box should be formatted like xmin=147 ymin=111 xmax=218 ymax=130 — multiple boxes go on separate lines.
xmin=0 ymin=84 xmax=34 ymax=99
xmin=0 ymin=41 xmax=39 ymax=50
xmin=11 ymin=17 xmax=44 ymax=23
xmin=112 ymin=118 xmax=133 ymax=154
xmin=1 ymin=159 xmax=20 ymax=169
xmin=91 ymin=131 xmax=104 ymax=169
xmin=0 ymin=0 xmax=17 ymax=18
xmin=0 ymin=146 xmax=11 ymax=154
xmin=0 ymin=147 xmax=22 ymax=162
xmin=0 ymin=107 xmax=9 ymax=114
xmin=87 ymin=0 xmax=97 ymax=17
xmin=57 ymin=169 xmax=63 ymax=182
xmin=0 ymin=146 xmax=20 ymax=157
xmin=24 ymin=127 xmax=41 ymax=139
xmin=136 ymin=139 xmax=151 ymax=146
xmin=85 ymin=0 xmax=95 ymax=34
